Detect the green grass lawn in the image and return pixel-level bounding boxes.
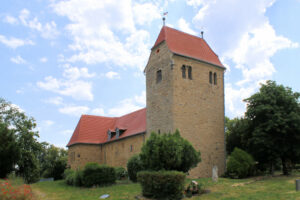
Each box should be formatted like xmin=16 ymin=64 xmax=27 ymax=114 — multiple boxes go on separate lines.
xmin=30 ymin=174 xmax=300 ymax=200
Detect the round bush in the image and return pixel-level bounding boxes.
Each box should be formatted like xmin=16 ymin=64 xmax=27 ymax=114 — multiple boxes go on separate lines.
xmin=226 ymin=147 xmax=255 ymax=178
xmin=82 ymin=163 xmax=116 ymax=187
xmin=127 ymin=155 xmax=143 ymax=182
xmin=137 ymin=170 xmax=186 ymax=200
xmin=115 ymin=167 xmax=128 ymax=180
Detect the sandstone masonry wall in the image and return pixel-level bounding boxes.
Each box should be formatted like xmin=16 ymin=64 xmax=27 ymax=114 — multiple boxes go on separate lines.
xmin=68 ymin=133 xmax=145 ymax=170
xmin=145 ymin=42 xmax=225 ymax=178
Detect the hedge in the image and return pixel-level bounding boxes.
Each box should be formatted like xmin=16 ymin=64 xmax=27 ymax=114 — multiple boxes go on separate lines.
xmin=137 ymin=170 xmax=186 ymax=200
xmin=115 ymin=167 xmax=128 ymax=180
xmin=226 ymin=147 xmax=255 ymax=178
xmin=82 ymin=163 xmax=116 ymax=187
xmin=127 ymin=155 xmax=143 ymax=182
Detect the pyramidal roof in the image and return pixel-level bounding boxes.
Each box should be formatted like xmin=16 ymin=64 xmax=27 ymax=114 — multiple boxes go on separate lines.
xmin=153 ymin=26 xmax=224 ymax=68
xmin=67 ymin=108 xmax=146 ymax=147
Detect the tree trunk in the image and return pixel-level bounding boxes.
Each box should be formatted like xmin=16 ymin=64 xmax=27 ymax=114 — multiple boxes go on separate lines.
xmin=281 ymin=157 xmax=290 ymax=175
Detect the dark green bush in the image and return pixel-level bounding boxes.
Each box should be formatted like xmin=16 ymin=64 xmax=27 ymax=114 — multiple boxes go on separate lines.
xmin=115 ymin=167 xmax=128 ymax=180
xmin=74 ymin=169 xmax=83 ymax=186
xmin=137 ymin=170 xmax=186 ymax=200
xmin=82 ymin=162 xmax=116 ymax=187
xmin=64 ymin=169 xmax=75 ymax=185
xmin=140 ymin=130 xmax=201 ymax=173
xmin=226 ymin=147 xmax=255 ymax=178
xmin=127 ymin=155 xmax=143 ymax=182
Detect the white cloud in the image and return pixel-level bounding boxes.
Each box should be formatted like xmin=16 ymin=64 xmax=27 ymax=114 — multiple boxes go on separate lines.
xmin=105 ymin=71 xmax=120 ymax=79
xmin=133 ymin=2 xmax=161 ymax=25
xmin=37 ymin=76 xmax=93 ymax=101
xmin=60 ymin=129 xmax=73 ymax=136
xmin=59 ymin=105 xmax=90 ymax=116
xmin=10 ymin=55 xmax=26 ymax=64
xmin=108 ymin=91 xmax=145 ymax=116
xmin=134 ymin=90 xmax=146 ymax=105
xmin=3 ymin=15 xmax=18 ymax=25
xmin=62 ymin=64 xmax=96 ymax=80
xmin=178 ymin=18 xmax=197 ymax=35
xmin=43 ymin=120 xmax=55 ymax=127
xmin=45 ymin=96 xmax=63 ymax=105
xmin=52 ymin=0 xmax=151 ymax=70
xmin=186 ymin=0 xmax=206 ymax=7
xmin=0 ymin=34 xmax=34 ymax=49
xmin=190 ymin=0 xmax=298 ymax=116
xmin=37 ymin=64 xmax=95 ymax=101
xmin=40 ymin=57 xmax=48 ymax=63
xmin=91 ymin=108 xmax=105 ymax=115
xmin=19 ymin=9 xmax=59 ymax=39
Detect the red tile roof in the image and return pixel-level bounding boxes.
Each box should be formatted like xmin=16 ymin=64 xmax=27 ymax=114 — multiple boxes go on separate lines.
xmin=153 ymin=26 xmax=224 ymax=68
xmin=67 ymin=108 xmax=146 ymax=147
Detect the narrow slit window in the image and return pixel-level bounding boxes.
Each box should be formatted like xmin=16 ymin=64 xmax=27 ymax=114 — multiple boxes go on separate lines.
xmin=188 ymin=66 xmax=192 ymax=80
xmin=181 ymin=65 xmax=186 ymax=78
xmin=209 ymin=71 xmax=212 ymax=84
xmin=214 ymin=72 xmax=217 ymax=85
xmin=156 ymin=70 xmax=162 ymax=83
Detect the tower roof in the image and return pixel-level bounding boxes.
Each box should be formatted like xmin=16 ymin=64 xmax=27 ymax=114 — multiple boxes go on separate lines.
xmin=153 ymin=26 xmax=224 ymax=68
xmin=67 ymin=108 xmax=146 ymax=147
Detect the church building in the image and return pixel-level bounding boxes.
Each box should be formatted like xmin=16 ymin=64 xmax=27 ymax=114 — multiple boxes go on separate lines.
xmin=67 ymin=25 xmax=226 ymax=178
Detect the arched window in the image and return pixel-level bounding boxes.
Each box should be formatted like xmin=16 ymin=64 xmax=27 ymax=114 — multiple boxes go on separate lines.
xmin=181 ymin=65 xmax=186 ymax=78
xmin=156 ymin=70 xmax=162 ymax=83
xmin=188 ymin=66 xmax=192 ymax=80
xmin=213 ymin=72 xmax=217 ymax=85
xmin=209 ymin=71 xmax=212 ymax=84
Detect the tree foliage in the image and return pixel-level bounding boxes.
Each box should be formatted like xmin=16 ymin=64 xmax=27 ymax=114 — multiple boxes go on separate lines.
xmin=244 ymin=81 xmax=300 ymax=175
xmin=0 ymin=122 xmax=19 ymax=178
xmin=226 ymin=148 xmax=255 ymax=178
xmin=139 ymin=130 xmax=201 ymax=173
xmin=0 ymin=98 xmax=42 ymax=183
xmin=40 ymin=143 xmax=68 ymax=180
xmin=0 ymin=98 xmax=68 ymax=183
xmin=225 ymin=117 xmax=250 ymax=155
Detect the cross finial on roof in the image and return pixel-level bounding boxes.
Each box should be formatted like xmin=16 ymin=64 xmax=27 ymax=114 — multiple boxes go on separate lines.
xmin=162 ymin=12 xmax=168 ymax=26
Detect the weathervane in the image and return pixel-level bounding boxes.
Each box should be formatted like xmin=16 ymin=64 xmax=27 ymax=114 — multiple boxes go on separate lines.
xmin=162 ymin=12 xmax=168 ymax=26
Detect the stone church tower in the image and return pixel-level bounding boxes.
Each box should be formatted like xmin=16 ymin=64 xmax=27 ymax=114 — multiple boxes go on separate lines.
xmin=145 ymin=26 xmax=226 ymax=178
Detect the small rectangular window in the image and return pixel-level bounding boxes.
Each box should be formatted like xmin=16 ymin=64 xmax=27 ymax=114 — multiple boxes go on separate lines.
xmin=209 ymin=71 xmax=212 ymax=84
xmin=130 ymin=145 xmax=133 ymax=152
xmin=188 ymin=66 xmax=192 ymax=80
xmin=156 ymin=70 xmax=162 ymax=83
xmin=214 ymin=72 xmax=217 ymax=85
xmin=181 ymin=65 xmax=186 ymax=79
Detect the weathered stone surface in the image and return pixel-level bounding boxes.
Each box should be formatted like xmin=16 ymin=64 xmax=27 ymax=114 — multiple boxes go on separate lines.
xmin=145 ymin=41 xmax=226 ymax=178
xmin=68 ymin=134 xmax=145 ymax=169
xmin=212 ymin=165 xmax=218 ymax=182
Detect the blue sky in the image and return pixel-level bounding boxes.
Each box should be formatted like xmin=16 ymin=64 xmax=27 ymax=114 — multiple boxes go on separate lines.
xmin=1 ymin=0 xmax=299 ymax=147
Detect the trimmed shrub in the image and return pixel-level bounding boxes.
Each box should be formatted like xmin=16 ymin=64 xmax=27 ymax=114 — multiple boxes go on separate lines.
xmin=115 ymin=167 xmax=128 ymax=180
xmin=127 ymin=155 xmax=143 ymax=182
xmin=74 ymin=170 xmax=83 ymax=186
xmin=137 ymin=170 xmax=186 ymax=200
xmin=226 ymin=147 xmax=255 ymax=178
xmin=64 ymin=169 xmax=75 ymax=186
xmin=140 ymin=130 xmax=201 ymax=172
xmin=82 ymin=163 xmax=116 ymax=187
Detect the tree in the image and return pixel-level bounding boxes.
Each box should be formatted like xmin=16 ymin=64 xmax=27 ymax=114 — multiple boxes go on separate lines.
xmin=226 ymin=148 xmax=255 ymax=178
xmin=40 ymin=144 xmax=68 ymax=180
xmin=0 ymin=98 xmax=41 ymax=183
xmin=225 ymin=117 xmax=250 ymax=155
xmin=244 ymin=81 xmax=300 ymax=175
xmin=0 ymin=122 xmax=19 ymax=178
xmin=139 ymin=130 xmax=201 ymax=173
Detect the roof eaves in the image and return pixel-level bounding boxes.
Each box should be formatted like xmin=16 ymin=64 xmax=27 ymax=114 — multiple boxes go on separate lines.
xmin=104 ymin=131 xmax=146 ymax=144
xmin=67 ymin=131 xmax=147 ymax=147
xmin=172 ymin=51 xmax=226 ymax=70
